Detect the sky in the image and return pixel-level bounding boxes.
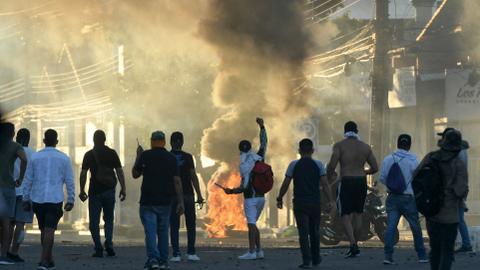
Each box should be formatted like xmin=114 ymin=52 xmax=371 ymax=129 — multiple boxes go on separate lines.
xmin=342 ymin=0 xmax=441 ymax=19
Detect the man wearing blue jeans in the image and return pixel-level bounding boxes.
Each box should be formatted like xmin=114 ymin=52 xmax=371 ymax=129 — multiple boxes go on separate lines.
xmin=133 ymin=131 xmax=184 ymax=270
xmin=80 ymin=130 xmax=127 ymax=258
xmin=379 ymin=134 xmax=428 ymax=265
xmin=437 ymin=128 xmax=473 ymax=253
xmin=456 ymin=139 xmax=472 ymax=253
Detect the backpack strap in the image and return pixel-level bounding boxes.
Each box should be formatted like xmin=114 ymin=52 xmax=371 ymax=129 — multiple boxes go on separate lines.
xmin=92 ymin=149 xmax=102 ymax=168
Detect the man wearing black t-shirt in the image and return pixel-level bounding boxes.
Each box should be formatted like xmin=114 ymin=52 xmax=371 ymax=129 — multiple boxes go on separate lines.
xmin=132 ymin=131 xmax=184 ymax=270
xmin=277 ymin=139 xmax=334 ymax=269
xmin=79 ymin=130 xmax=126 ymax=258
xmin=169 ymin=132 xmax=204 ymax=262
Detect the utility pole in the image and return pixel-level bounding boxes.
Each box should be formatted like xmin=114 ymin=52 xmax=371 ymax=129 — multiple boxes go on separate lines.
xmin=370 ymin=0 xmax=391 ymax=165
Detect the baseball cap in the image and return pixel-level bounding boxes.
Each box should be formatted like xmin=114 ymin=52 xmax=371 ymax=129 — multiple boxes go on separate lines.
xmin=437 ymin=127 xmax=454 ymax=137
xmin=151 ymin=131 xmax=165 ymax=141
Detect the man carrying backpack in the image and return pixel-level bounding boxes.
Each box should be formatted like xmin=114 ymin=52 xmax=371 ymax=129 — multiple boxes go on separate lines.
xmin=437 ymin=128 xmax=473 ymax=253
xmin=379 ymin=134 xmax=428 ymax=265
xmin=277 ymin=138 xmax=334 ymax=269
xmin=413 ymin=129 xmax=468 ymax=270
xmin=224 ymin=117 xmax=268 ymax=260
xmin=79 ymin=130 xmax=127 ymax=257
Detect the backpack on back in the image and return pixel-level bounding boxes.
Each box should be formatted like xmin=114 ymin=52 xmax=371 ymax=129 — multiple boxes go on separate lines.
xmin=251 ymin=161 xmax=274 ymax=194
xmin=412 ymin=156 xmax=444 ymax=217
xmin=386 ymin=156 xmax=407 ymax=194
xmin=92 ymin=150 xmax=117 ymax=188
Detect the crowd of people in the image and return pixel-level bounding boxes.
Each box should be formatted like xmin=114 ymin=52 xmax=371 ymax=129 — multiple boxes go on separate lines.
xmin=0 ymin=118 xmax=472 ymax=270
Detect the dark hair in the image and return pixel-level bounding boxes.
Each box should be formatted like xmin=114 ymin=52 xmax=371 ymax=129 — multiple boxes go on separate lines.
xmin=44 ymin=129 xmax=58 ymax=146
xmin=0 ymin=122 xmax=15 ymax=139
xmin=397 ymin=134 xmax=411 ymax=150
xmin=238 ymin=140 xmax=252 ymax=153
xmin=171 ymin=131 xmax=184 ymax=148
xmin=299 ymin=138 xmax=314 ymax=154
xmin=16 ymin=128 xmax=30 ymax=147
xmin=344 ymin=121 xmax=358 ymax=134
xmin=93 ymin=130 xmax=106 ymax=146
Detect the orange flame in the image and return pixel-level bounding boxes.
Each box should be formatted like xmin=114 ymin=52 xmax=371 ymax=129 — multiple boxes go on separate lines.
xmin=205 ymin=169 xmax=247 ymax=238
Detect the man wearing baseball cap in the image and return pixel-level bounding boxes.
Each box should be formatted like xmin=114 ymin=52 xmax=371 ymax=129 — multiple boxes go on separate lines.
xmin=132 ymin=131 xmax=185 ymax=270
xmin=418 ymin=129 xmax=469 ymax=270
xmin=437 ymin=128 xmax=472 ymax=253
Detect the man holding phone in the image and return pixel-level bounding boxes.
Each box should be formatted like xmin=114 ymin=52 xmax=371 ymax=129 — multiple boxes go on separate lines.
xmin=132 ymin=131 xmax=185 ymax=270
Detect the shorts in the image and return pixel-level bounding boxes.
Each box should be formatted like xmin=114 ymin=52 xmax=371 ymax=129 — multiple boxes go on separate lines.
xmin=337 ymin=176 xmax=367 ymax=216
xmin=244 ymin=197 xmax=265 ymax=225
xmin=14 ymin=196 xmax=34 ymax=223
xmin=0 ymin=188 xmax=16 ymax=218
xmin=32 ymin=202 xmax=63 ymax=230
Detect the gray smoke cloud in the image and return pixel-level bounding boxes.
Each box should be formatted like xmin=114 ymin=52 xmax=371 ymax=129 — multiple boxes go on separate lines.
xmin=198 ymin=0 xmax=329 ymax=170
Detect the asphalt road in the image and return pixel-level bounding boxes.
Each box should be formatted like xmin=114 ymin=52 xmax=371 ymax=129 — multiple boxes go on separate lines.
xmin=7 ymin=244 xmax=479 ymax=270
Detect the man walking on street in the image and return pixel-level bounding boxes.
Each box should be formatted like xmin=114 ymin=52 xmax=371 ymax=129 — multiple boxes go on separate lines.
xmin=8 ymin=128 xmax=35 ymax=263
xmin=169 ymin=132 xmax=204 ymax=262
xmin=277 ymin=138 xmax=335 ymax=269
xmin=22 ymin=129 xmax=75 ymax=270
xmin=132 ymin=131 xmax=185 ymax=270
xmin=379 ymin=134 xmax=428 ymax=265
xmin=79 ymin=130 xmax=127 ymax=257
xmin=326 ymin=121 xmax=378 ymax=258
xmin=416 ymin=129 xmax=468 ymax=270
xmin=437 ymin=128 xmax=473 ymax=253
xmin=224 ymin=118 xmax=267 ymax=260
xmin=0 ymin=122 xmax=27 ymax=265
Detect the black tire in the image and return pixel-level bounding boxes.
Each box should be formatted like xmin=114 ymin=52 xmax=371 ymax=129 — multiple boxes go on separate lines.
xmin=374 ymin=217 xmax=399 ymax=245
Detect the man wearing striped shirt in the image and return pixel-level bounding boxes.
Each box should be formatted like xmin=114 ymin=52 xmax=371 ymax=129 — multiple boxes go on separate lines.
xmin=22 ymin=129 xmax=75 ymax=270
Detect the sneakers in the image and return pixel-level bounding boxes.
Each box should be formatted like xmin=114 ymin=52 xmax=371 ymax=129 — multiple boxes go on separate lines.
xmin=418 ymin=258 xmax=429 ymax=263
xmin=169 ymin=256 xmax=181 ymax=262
xmin=345 ymin=245 xmax=359 ymax=258
xmin=455 ymin=246 xmax=473 ymax=253
xmin=383 ymin=258 xmax=396 ymax=265
xmin=7 ymin=252 xmax=24 ymax=263
xmin=92 ymin=249 xmax=104 ymax=258
xmin=298 ymin=263 xmax=312 ymax=269
xmin=37 ymin=261 xmax=55 ymax=270
xmin=106 ymin=247 xmax=116 ymax=257
xmin=144 ymin=259 xmax=160 ymax=270
xmin=238 ymin=251 xmax=257 ymax=260
xmin=256 ymin=250 xmax=264 ymax=259
xmin=0 ymin=257 xmax=14 ymax=265
xmin=159 ymin=264 xmax=170 ymax=269
xmin=187 ymin=254 xmax=201 ymax=261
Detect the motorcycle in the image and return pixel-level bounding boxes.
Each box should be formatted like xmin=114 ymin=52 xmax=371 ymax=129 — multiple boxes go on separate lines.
xmin=320 ymin=185 xmax=399 ymax=246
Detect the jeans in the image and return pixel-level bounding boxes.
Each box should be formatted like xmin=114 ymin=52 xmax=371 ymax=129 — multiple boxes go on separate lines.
xmin=384 ymin=194 xmax=426 ymax=259
xmin=170 ymin=195 xmax=196 ymax=256
xmin=140 ymin=204 xmax=172 ymax=264
xmin=427 ymin=220 xmax=458 ymax=270
xmin=89 ymin=189 xmax=116 ymax=251
xmin=293 ymin=202 xmax=321 ymax=265
xmin=457 ymin=207 xmax=472 ymax=248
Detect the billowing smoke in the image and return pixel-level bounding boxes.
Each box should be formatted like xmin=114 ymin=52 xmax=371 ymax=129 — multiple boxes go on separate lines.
xmin=462 ymin=0 xmax=480 ymax=60
xmin=198 ymin=0 xmax=334 ymax=236
xmin=199 ymin=0 xmax=317 ymax=168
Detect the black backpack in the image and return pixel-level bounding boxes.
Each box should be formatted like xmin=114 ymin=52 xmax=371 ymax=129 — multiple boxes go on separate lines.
xmin=412 ymin=155 xmax=444 ymax=217
xmin=92 ymin=150 xmax=117 ymax=188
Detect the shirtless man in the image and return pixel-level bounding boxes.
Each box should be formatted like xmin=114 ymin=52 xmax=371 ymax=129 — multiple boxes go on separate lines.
xmin=326 ymin=121 xmax=378 ymax=258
